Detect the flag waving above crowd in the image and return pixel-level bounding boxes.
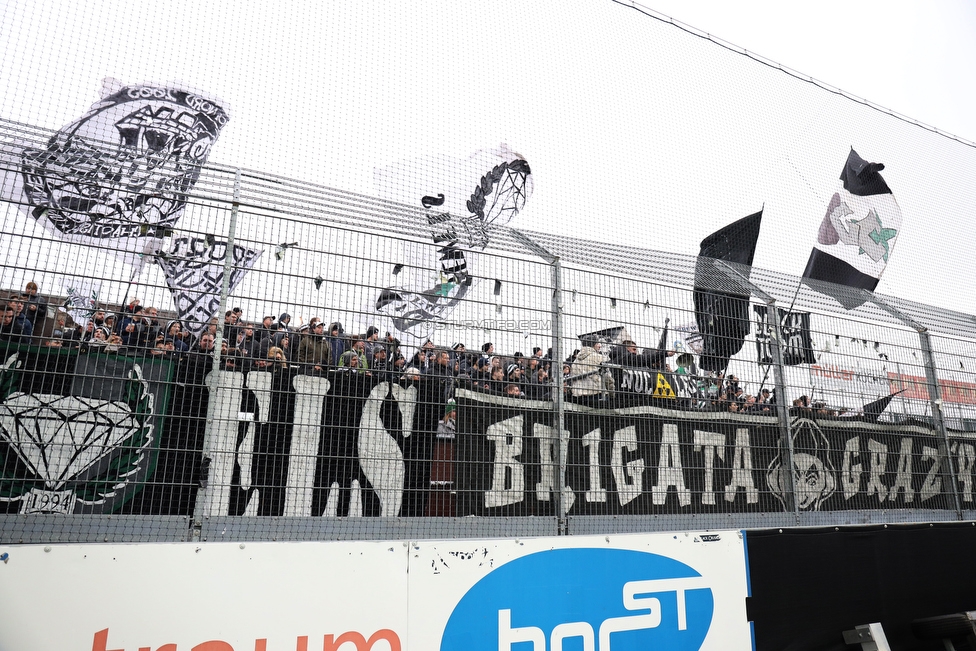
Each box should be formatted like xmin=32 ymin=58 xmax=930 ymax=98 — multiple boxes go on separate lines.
xmin=372 ymin=144 xmax=533 ymax=342
xmin=693 ymin=210 xmax=763 ymax=373
xmin=12 ymin=78 xmax=229 ymax=274
xmin=157 ymin=236 xmax=262 ymax=336
xmin=802 ymin=149 xmax=902 ymax=308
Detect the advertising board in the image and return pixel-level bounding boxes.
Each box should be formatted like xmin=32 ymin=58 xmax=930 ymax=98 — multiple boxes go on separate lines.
xmin=0 ymin=531 xmax=750 ymax=651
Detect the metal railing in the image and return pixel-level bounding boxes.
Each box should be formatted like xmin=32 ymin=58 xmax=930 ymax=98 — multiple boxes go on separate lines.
xmin=1 ymin=120 xmax=975 ymax=543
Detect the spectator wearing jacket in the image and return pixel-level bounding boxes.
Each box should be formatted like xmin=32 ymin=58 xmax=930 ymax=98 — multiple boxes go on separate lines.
xmin=23 ymin=281 xmax=48 ymax=334
xmin=570 ymin=335 xmax=613 ymax=401
xmin=299 ymin=321 xmax=332 ymax=375
xmin=8 ymin=296 xmax=33 ymax=342
xmin=326 ymin=322 xmax=346 ymax=367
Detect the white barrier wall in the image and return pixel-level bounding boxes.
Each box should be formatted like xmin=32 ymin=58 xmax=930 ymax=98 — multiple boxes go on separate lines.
xmin=0 ymin=531 xmax=751 ymax=651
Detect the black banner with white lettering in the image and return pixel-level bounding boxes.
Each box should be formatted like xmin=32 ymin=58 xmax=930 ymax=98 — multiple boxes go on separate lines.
xmin=753 ymin=305 xmax=817 ymax=366
xmin=455 ymin=390 xmax=965 ymax=516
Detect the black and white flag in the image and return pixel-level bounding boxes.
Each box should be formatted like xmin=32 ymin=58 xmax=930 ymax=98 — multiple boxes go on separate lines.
xmin=157 ymin=236 xmax=262 ymax=336
xmin=58 ymin=278 xmax=102 ymax=328
xmin=802 ymin=149 xmax=902 ymax=309
xmin=753 ymin=305 xmax=817 ymax=366
xmin=372 ymin=144 xmax=533 ymax=342
xmin=693 ymin=210 xmax=763 ymax=372
xmin=15 ymin=78 xmax=229 ymax=273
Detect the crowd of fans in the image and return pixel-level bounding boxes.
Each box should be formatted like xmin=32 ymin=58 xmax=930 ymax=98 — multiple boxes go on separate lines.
xmin=1 ymin=282 xmax=787 ymax=415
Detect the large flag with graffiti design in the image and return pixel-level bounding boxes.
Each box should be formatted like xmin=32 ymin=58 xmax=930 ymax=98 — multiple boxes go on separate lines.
xmin=157 ymin=236 xmax=262 ymax=337
xmin=372 ymin=144 xmax=533 ymax=343
xmin=12 ymin=78 xmax=229 ymax=273
xmin=802 ymin=148 xmax=902 ymax=308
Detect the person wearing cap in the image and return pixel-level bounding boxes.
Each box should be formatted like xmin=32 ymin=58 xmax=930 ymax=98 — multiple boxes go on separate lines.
xmin=103 ymin=313 xmax=118 ymax=335
xmin=162 ymin=319 xmax=188 ymax=350
xmin=480 ymin=342 xmax=494 ymax=366
xmin=87 ymin=325 xmax=110 ymax=347
xmin=337 ymin=349 xmax=365 ymax=374
xmin=117 ymin=306 xmax=143 ymax=347
xmin=570 ymin=334 xmax=613 ymax=402
xmin=364 ymin=325 xmax=382 ymax=362
xmin=371 ymin=344 xmax=394 ymax=382
xmin=451 ymin=342 xmax=472 ymax=376
xmin=471 ymin=354 xmax=492 ymax=383
xmin=257 ymin=315 xmax=276 ymax=341
xmin=438 ymin=400 xmax=457 ymax=437
xmin=401 ymin=366 xmax=422 ymax=383
xmin=299 ymin=320 xmax=332 ymax=376
xmin=504 ymin=362 xmax=527 ymax=397
xmin=349 ymin=337 xmax=370 ymax=370
xmin=505 ymin=362 xmax=523 ymax=381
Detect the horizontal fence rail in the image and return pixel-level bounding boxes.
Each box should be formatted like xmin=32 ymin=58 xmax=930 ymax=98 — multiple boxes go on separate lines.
xmin=2 ymin=119 xmax=976 ymax=543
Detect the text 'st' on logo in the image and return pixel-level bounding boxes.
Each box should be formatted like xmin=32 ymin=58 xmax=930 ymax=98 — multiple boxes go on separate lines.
xmin=440 ymin=548 xmax=714 ymax=651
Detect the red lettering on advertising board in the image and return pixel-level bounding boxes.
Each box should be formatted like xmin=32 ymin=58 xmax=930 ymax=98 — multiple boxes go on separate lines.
xmin=887 ymin=373 xmax=976 ymax=405
xmin=324 ymin=629 xmax=401 ymax=651
xmin=93 ymin=628 xmax=401 ymax=651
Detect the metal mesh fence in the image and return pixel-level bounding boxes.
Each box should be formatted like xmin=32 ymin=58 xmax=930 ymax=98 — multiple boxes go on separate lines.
xmin=1 ymin=1 xmax=975 ymax=543
xmin=1 ymin=115 xmax=975 ymax=542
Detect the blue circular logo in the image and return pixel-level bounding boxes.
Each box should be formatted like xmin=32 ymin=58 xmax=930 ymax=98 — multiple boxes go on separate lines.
xmin=441 ymin=547 xmax=714 ymax=651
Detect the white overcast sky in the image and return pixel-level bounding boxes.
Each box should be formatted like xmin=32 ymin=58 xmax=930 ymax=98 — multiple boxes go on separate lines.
xmin=641 ymin=0 xmax=976 ymax=144
xmin=1 ymin=0 xmax=974 ymax=317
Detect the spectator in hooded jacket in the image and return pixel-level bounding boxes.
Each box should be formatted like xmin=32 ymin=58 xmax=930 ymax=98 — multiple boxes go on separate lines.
xmin=270 ymin=331 xmax=296 ymax=363
xmin=570 ymin=335 xmax=613 ymax=401
xmin=411 ymin=339 xmax=437 ymax=373
xmin=326 ymin=322 xmax=346 ymax=367
xmin=363 ymin=325 xmax=382 ymax=362
xmin=370 ymin=344 xmax=395 ymax=382
xmin=163 ymin=320 xmax=189 ymax=358
xmin=338 ymin=349 xmax=365 ymax=374
xmin=451 ymin=342 xmax=473 ymax=376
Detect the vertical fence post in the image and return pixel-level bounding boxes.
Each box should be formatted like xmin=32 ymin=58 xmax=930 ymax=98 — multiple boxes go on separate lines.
xmin=715 ymin=261 xmax=798 ymax=519
xmin=551 ymin=256 xmax=569 ymax=535
xmin=191 ymin=169 xmax=242 ymax=535
xmin=765 ymin=297 xmax=799 ymax=520
xmin=508 ymin=229 xmax=568 ymax=534
xmin=872 ymin=297 xmax=963 ymax=518
xmin=918 ymin=329 xmax=963 ymax=517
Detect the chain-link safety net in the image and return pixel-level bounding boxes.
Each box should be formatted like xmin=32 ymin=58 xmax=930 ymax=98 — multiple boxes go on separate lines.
xmin=1 ymin=1 xmax=974 ymax=543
